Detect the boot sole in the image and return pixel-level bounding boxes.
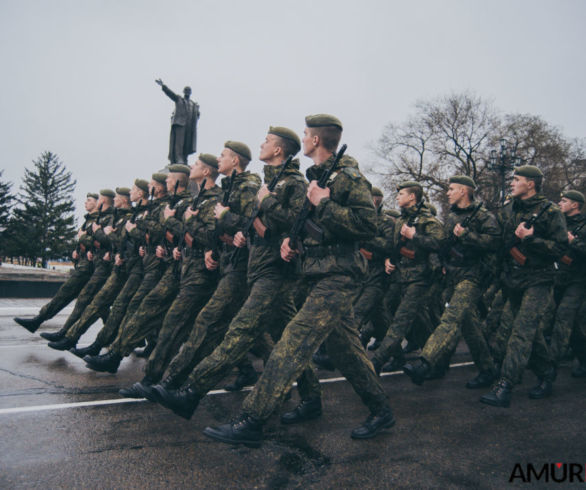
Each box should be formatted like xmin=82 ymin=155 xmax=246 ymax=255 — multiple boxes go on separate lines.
xmin=402 ymin=366 xmax=425 ymax=386
xmin=479 ymin=397 xmax=510 ymax=408
xmin=202 ymin=427 xmax=261 ymax=448
xmin=280 ymin=410 xmax=322 ymax=425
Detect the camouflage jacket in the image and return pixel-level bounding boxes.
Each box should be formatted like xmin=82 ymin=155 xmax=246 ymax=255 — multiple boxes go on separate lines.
xmin=136 ymin=195 xmax=170 ymax=272
xmin=441 ymin=203 xmax=501 ymax=284
xmin=161 ymin=189 xmax=192 ymax=265
xmin=215 ymin=171 xmax=262 ymax=274
xmin=502 ymin=194 xmax=567 ymax=289
xmin=247 ymin=159 xmax=307 ymax=283
xmin=556 ymin=212 xmax=586 ymax=285
xmin=79 ymin=207 xmax=114 ymax=261
xmin=301 ymin=154 xmax=375 ymax=279
xmin=360 ymin=205 xmax=396 ymax=285
xmin=120 ymin=203 xmax=150 ymax=262
xmin=391 ymin=203 xmax=444 ymax=284
xmin=74 ymin=210 xmax=99 ymax=271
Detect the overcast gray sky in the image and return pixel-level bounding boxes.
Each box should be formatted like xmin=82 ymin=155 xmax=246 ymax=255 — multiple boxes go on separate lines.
xmin=1 ymin=0 xmax=584 ymax=222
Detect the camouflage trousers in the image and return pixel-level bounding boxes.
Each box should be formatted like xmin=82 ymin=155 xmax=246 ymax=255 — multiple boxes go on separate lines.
xmin=499 ymin=284 xmax=553 ymax=385
xmin=143 ymin=257 xmax=218 ymax=382
xmin=62 ymin=259 xmax=112 ymax=332
xmin=110 ymin=263 xmax=176 ymax=357
xmin=38 ymin=259 xmax=92 ymax=321
xmin=162 ymin=269 xmax=249 ymax=384
xmin=372 ymin=280 xmax=430 ymax=366
xmin=186 ymin=273 xmax=321 ymax=401
xmin=421 ymin=278 xmax=493 ymax=372
xmin=65 ymin=267 xmax=128 ymax=343
xmin=570 ymin=295 xmax=586 ymax=363
xmin=242 ymin=274 xmax=389 ymax=422
xmin=362 ymin=280 xmax=401 ymax=343
xmin=548 ymin=282 xmax=586 ymax=366
xmin=92 ymin=259 xmax=144 ymax=347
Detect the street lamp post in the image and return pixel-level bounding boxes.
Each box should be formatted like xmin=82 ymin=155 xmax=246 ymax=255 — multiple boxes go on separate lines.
xmin=489 ymin=138 xmax=522 ymax=206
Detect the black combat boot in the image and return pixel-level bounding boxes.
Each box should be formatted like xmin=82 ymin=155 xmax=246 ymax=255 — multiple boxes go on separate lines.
xmin=203 ymin=413 xmax=263 ymax=448
xmin=479 ymin=378 xmax=512 ymax=408
xmin=153 ymin=385 xmax=200 ymax=420
xmin=402 ymin=340 xmax=419 ymax=354
xmin=84 ymin=351 xmax=122 ymax=373
xmin=529 ymin=367 xmax=556 ymax=399
xmin=224 ymin=364 xmax=259 ymax=392
xmin=403 ymin=358 xmax=431 ymax=386
xmin=119 ymin=376 xmax=156 ymax=399
xmin=572 ymin=361 xmax=586 ymax=378
xmin=466 ymin=370 xmax=495 ymax=389
xmin=351 ymin=407 xmax=395 ymax=439
xmin=40 ymin=327 xmax=67 ymax=342
xmin=312 ymin=344 xmax=335 ymax=371
xmin=382 ymin=354 xmax=405 ymax=373
xmin=367 ymin=339 xmax=382 ymax=351
xmin=70 ymin=341 xmax=102 ymax=358
xmin=14 ymin=316 xmax=44 ymax=333
xmin=48 ymin=337 xmax=76 ymax=351
xmin=280 ymin=397 xmax=322 ymax=425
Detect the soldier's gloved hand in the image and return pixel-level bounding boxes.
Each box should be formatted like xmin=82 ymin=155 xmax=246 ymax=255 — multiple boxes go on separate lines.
xmin=172 ymin=247 xmax=181 ymax=260
xmin=204 ymin=250 xmax=219 ymax=271
xmin=515 ymin=222 xmax=534 ymax=239
xmin=233 ymin=231 xmax=247 ymax=248
xmin=72 ymin=250 xmax=79 ymax=260
xmin=453 ymin=223 xmax=465 ymax=237
xmin=280 ymin=237 xmax=298 ymax=262
xmin=87 ymin=251 xmax=94 ymax=261
xmin=115 ymin=254 xmax=123 ymax=266
xmin=384 ymin=258 xmax=396 ymax=274
xmin=307 ymin=181 xmax=330 ymax=206
xmin=164 ymin=205 xmax=176 ymax=219
xmin=139 ymin=246 xmax=146 ymax=257
xmin=155 ymin=245 xmax=166 ymax=258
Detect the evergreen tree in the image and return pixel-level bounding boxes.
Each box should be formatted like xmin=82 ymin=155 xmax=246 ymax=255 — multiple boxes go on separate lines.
xmin=0 ymin=170 xmax=15 ymax=260
xmin=10 ymin=151 xmax=77 ymax=267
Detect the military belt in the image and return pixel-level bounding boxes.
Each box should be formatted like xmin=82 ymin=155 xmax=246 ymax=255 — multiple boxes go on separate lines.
xmin=303 ymin=243 xmax=359 ymax=258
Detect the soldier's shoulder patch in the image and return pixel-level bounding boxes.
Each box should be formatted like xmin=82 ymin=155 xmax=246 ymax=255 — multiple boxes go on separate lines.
xmin=341 ymin=167 xmax=361 ymax=180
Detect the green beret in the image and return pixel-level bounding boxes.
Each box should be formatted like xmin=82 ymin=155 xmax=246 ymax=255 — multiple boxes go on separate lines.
xmin=168 ymin=164 xmax=190 ymax=175
xmin=396 ymin=181 xmax=422 ymax=191
xmin=225 ymin=141 xmax=251 ymax=161
xmin=115 ymin=187 xmax=130 ymax=197
xmin=514 ymin=165 xmax=543 ymax=178
xmin=268 ymin=126 xmax=301 ymax=152
xmin=152 ymin=172 xmax=167 ymax=185
xmin=86 ymin=192 xmax=99 ymax=200
xmin=561 ymin=190 xmax=585 ymax=204
xmin=371 ymin=187 xmax=384 ymax=197
xmin=305 ymin=114 xmax=343 ymax=130
xmin=198 ymin=153 xmax=218 ymax=169
xmin=134 ymin=179 xmax=149 ymax=194
xmin=99 ymin=189 xmax=115 ymax=198
xmin=385 ymin=209 xmax=400 ymax=218
xmin=449 ymin=175 xmax=476 ymax=189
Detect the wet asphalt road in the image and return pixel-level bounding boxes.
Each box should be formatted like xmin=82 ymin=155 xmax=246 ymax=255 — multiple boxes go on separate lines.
xmin=1 ymin=299 xmax=585 ymax=489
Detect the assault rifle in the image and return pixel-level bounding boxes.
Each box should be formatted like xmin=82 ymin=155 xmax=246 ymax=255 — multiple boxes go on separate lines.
xmin=444 ymin=202 xmax=483 ymax=264
xmin=288 ymin=144 xmax=347 ymax=250
xmin=389 ymin=198 xmax=425 ymax=263
xmin=211 ymin=170 xmax=237 ymax=261
xmin=509 ymin=202 xmax=552 ymax=266
xmin=559 ymin=219 xmax=586 ymax=266
xmin=229 ymin=156 xmax=293 ymax=265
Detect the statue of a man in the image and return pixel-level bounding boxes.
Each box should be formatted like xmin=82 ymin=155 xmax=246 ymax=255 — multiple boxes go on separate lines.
xmin=155 ymin=79 xmax=200 ymax=164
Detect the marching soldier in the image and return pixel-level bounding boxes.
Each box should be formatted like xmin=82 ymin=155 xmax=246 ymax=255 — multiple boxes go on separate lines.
xmin=480 ymin=165 xmax=567 ymax=407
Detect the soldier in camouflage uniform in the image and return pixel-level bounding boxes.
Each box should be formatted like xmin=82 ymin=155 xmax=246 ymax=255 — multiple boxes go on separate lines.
xmin=545 ymin=191 xmax=586 ymax=377
xmin=403 ymin=176 xmax=500 ymax=387
xmin=71 ymin=175 xmax=166 ymax=358
xmin=40 ymin=189 xmax=116 ymax=345
xmin=118 ymin=154 xmax=222 ymax=397
xmin=480 ymin=165 xmax=567 ymax=407
xmin=84 ymin=166 xmax=193 ymax=373
xmin=47 ymin=187 xmax=137 ymax=351
xmin=202 ymin=115 xmax=393 ymax=448
xmin=370 ymin=182 xmax=444 ymax=375
xmin=152 ymin=127 xmax=322 ymax=422
xmin=14 ymin=193 xmax=99 ymax=333
xmin=137 ymin=142 xmax=261 ymax=392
